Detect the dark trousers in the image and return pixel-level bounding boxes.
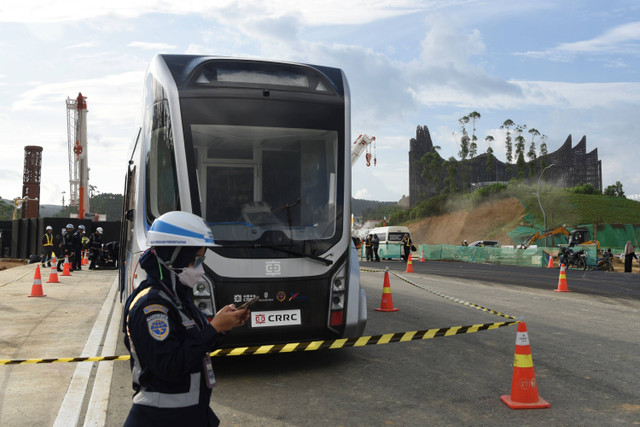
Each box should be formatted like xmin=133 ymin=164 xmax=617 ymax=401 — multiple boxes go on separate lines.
xmin=624 ymin=253 xmax=636 ymax=272
xmin=41 ymin=246 xmax=53 ymax=266
xmin=89 ymin=249 xmax=101 ymax=269
xmin=73 ymin=249 xmax=82 ymax=270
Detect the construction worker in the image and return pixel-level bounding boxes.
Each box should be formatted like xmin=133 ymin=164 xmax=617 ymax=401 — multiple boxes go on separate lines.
xmin=372 ymin=233 xmax=380 ymax=262
xmin=364 ymin=234 xmax=373 ymax=261
xmin=123 ymin=211 xmax=249 ymax=426
xmin=88 ymin=227 xmax=103 ymax=270
xmin=41 ymin=225 xmax=54 ymax=267
xmin=72 ymin=225 xmax=85 ymax=271
xmin=58 ymin=224 xmax=75 ymax=272
xmin=401 ymin=233 xmax=413 ymax=262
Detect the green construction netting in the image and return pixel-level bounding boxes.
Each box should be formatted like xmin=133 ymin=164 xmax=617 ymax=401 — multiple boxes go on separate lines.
xmin=417 ymin=243 xmax=599 ymax=268
xmin=594 ymin=224 xmax=640 ymax=251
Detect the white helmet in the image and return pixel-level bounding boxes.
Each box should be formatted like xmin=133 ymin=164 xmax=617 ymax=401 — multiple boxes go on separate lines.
xmin=79 ymin=225 xmax=86 ymax=231
xmin=96 ymin=227 xmax=103 ymax=234
xmin=146 ymin=211 xmax=216 ymax=247
xmin=46 ymin=226 xmax=52 ymax=231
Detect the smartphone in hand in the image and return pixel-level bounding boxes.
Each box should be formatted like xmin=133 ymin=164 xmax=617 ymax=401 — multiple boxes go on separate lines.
xmin=236 ymin=296 xmax=259 ymax=310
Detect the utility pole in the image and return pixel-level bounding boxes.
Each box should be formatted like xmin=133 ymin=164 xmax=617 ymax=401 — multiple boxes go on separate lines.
xmin=537 ymin=164 xmax=555 ymax=247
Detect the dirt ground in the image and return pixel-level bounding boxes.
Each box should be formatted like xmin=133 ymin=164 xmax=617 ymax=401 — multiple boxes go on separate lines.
xmin=0 ymin=258 xmax=28 ymax=271
xmin=406 ymin=197 xmax=639 ymax=273
xmin=408 ymin=197 xmax=525 ymax=246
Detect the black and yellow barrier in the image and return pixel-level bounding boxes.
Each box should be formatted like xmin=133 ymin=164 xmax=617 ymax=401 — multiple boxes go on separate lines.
xmin=0 ymin=268 xmax=521 ymax=365
xmin=0 ymin=320 xmax=518 ymax=365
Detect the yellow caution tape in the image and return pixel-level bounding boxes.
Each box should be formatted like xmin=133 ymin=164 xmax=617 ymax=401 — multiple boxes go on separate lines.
xmin=0 ymin=320 xmax=519 ymax=365
xmin=360 ymin=268 xmax=518 ymax=321
xmin=0 ymin=268 xmax=523 ymax=365
xmin=0 ymin=266 xmax=37 ymax=288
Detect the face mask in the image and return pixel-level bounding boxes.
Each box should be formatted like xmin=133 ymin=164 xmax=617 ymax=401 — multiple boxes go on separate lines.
xmin=178 ymin=263 xmax=205 ymax=288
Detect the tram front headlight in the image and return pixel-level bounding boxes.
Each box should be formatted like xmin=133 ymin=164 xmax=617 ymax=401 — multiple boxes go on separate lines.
xmin=329 ymin=264 xmax=346 ymax=327
xmin=193 ymin=279 xmax=211 ymax=297
xmin=192 ymin=276 xmax=214 ymax=317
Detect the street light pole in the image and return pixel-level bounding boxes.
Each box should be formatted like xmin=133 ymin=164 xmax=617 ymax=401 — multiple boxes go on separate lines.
xmin=537 ymin=163 xmax=555 ymax=247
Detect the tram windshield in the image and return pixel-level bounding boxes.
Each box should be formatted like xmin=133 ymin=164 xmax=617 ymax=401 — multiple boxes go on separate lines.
xmin=189 ymin=124 xmax=340 ymax=245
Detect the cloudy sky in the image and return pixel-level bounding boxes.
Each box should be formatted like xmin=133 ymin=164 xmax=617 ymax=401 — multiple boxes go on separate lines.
xmin=1 ymin=0 xmax=639 ymax=207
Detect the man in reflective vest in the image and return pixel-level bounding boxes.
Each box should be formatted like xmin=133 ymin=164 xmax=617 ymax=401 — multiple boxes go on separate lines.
xmin=41 ymin=225 xmax=54 ymax=267
xmin=123 ymin=211 xmax=249 ymax=426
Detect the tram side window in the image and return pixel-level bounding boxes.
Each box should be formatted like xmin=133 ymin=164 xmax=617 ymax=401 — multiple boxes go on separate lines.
xmin=146 ymin=100 xmax=180 ymax=222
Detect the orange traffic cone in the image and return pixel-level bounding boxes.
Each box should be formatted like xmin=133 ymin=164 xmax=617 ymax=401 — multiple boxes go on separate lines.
xmin=501 ymin=322 xmax=549 ymax=409
xmin=547 ymin=253 xmax=554 ymax=268
xmin=405 ymin=252 xmax=414 ymax=273
xmin=47 ymin=256 xmax=59 ymax=283
xmin=82 ymin=251 xmax=89 ymax=265
xmin=28 ymin=265 xmax=46 ymax=298
xmin=419 ymin=248 xmax=425 ymax=262
xmin=62 ymin=256 xmax=72 ymax=276
xmin=554 ymin=264 xmax=571 ymax=292
xmin=375 ymin=268 xmax=399 ymax=312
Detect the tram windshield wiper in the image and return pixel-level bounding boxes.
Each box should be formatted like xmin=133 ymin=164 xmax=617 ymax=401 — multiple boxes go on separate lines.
xmin=252 ymin=243 xmax=333 ymax=265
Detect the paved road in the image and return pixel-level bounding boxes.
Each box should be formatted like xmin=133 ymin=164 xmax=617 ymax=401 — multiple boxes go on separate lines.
xmin=2 ymin=260 xmax=639 ymax=426
xmin=109 ymin=262 xmax=640 ymax=426
xmin=0 ymin=263 xmax=119 ymax=427
xmin=362 ymin=258 xmax=640 ymax=300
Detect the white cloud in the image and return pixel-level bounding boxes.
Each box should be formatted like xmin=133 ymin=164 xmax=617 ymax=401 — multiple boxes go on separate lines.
xmin=0 ymin=0 xmax=429 ymax=25
xmin=65 ymin=42 xmax=96 ymax=49
xmin=517 ymin=21 xmax=640 ymax=61
xmin=354 ymin=188 xmax=372 ymax=199
xmin=128 ymin=41 xmax=177 ymax=51
xmin=2 ymin=1 xmax=640 ymax=203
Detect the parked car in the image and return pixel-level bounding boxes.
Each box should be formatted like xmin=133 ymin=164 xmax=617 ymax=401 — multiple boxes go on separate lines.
xmin=468 ymin=240 xmax=500 ymax=248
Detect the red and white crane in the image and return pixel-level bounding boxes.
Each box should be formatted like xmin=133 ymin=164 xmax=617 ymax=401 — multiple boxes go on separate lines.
xmin=65 ymin=92 xmax=90 ymax=218
xmin=351 ymin=134 xmax=376 ymax=167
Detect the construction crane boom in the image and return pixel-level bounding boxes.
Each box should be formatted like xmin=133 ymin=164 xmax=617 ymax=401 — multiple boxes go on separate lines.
xmin=351 ymin=134 xmax=376 ymax=167
xmin=65 ymin=92 xmax=90 ymax=218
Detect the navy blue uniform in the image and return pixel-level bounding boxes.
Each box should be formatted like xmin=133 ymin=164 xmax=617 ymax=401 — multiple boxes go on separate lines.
xmin=123 ymin=252 xmax=222 ymax=426
xmin=72 ymin=231 xmax=83 ymax=270
xmin=88 ymin=232 xmax=102 ymax=269
xmin=58 ymin=231 xmax=74 ymax=272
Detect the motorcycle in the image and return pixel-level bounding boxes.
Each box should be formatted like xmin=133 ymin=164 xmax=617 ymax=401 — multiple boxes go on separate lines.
xmin=91 ymin=241 xmax=119 ymax=269
xmin=559 ymin=246 xmax=587 ymax=270
xmin=596 ymin=250 xmax=614 ymax=271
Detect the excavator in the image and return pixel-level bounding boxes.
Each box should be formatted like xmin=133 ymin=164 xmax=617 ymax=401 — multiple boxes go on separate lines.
xmin=520 ymin=226 xmax=600 ymax=250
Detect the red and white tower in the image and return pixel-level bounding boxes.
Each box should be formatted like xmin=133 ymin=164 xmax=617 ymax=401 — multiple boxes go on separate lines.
xmin=66 ymin=92 xmax=90 ymax=218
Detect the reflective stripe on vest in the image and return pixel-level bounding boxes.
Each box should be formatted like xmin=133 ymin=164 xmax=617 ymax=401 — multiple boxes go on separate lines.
xmin=43 ymin=234 xmax=53 ymax=246
xmin=133 ymin=373 xmax=200 ymax=408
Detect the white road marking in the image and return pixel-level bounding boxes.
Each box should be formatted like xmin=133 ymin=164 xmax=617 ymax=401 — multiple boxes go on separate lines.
xmin=83 ymin=276 xmax=123 ymax=427
xmin=53 ymin=277 xmax=117 ymax=427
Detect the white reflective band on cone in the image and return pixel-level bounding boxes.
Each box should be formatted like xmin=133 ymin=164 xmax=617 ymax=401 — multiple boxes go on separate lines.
xmin=516 ymin=332 xmax=530 ymax=346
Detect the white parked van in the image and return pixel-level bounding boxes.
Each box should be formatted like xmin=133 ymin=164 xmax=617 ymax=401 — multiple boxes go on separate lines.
xmin=367 ymin=226 xmax=412 ymax=260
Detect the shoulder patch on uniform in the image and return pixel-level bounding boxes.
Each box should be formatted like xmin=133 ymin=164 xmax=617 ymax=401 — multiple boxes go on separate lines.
xmin=147 ymin=313 xmax=170 ymax=341
xmin=143 ymin=304 xmax=169 ymax=315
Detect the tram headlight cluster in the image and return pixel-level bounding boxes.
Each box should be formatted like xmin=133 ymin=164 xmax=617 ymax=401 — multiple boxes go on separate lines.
xmin=192 ymin=275 xmax=215 ymax=317
xmin=329 ymin=264 xmax=346 ymax=327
